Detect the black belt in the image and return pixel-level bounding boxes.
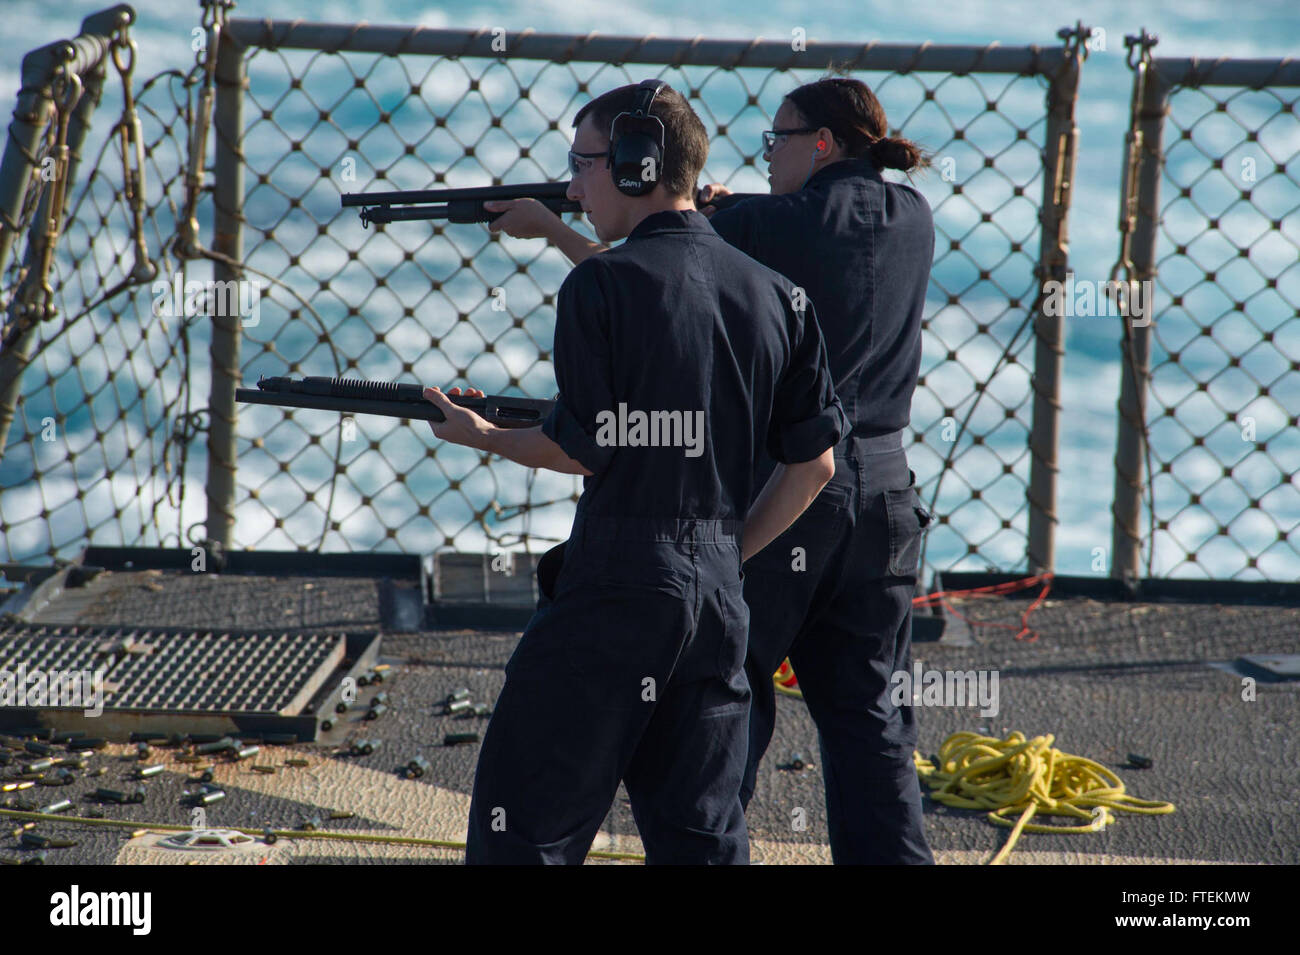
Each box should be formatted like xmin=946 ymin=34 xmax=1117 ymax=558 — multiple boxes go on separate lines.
xmin=837 ymin=429 xmax=905 ymax=455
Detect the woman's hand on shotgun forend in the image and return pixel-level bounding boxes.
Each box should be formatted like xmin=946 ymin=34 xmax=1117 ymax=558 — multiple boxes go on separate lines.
xmin=424 ymin=385 xmax=492 ymax=451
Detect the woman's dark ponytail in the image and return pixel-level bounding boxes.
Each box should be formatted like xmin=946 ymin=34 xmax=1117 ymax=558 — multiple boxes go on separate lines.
xmin=785 ymin=74 xmax=930 ymax=175
xmin=869 ymin=135 xmax=928 ymax=172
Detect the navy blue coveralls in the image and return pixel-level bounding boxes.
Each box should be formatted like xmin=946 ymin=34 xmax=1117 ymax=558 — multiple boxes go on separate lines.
xmin=464 ymin=209 xmax=846 ymax=864
xmin=709 ymin=157 xmax=937 ymax=864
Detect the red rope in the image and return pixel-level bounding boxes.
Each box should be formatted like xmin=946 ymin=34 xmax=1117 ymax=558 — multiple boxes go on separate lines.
xmin=913 ymin=572 xmax=1054 ymax=642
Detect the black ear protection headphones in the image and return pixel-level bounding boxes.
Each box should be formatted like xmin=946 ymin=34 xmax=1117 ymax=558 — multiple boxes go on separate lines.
xmin=609 ymin=80 xmax=666 ymax=197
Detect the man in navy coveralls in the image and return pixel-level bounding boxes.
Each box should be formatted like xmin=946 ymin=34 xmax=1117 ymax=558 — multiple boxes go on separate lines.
xmin=424 ymin=81 xmax=847 ymax=864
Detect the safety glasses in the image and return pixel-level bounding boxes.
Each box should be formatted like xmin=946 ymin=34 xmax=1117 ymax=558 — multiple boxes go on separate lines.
xmin=762 ymin=127 xmax=818 ymax=156
xmin=567 ymin=149 xmax=609 ymax=177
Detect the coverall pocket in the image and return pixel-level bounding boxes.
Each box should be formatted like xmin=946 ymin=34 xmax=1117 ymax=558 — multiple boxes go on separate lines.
xmin=671 ymin=576 xmax=749 ymax=708
xmin=557 ymin=579 xmax=693 ymax=710
xmin=715 ymin=577 xmax=749 ymax=682
xmin=884 ymin=486 xmax=931 ymax=578
xmin=568 ymin=538 xmax=692 ymax=597
xmin=536 ymin=542 xmax=565 ymax=603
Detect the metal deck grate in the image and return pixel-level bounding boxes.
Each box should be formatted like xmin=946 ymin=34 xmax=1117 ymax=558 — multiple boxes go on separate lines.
xmin=0 ymin=624 xmax=345 ymax=715
xmin=427 ymin=553 xmax=541 ymax=606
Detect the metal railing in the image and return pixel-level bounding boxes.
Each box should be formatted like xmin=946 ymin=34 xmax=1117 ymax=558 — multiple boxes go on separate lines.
xmin=197 ymin=18 xmax=1086 ymax=572
xmin=9 ymin=8 xmax=1292 ymax=584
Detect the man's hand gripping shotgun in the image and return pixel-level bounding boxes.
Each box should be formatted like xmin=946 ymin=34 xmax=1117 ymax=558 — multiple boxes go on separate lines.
xmin=236 ymin=375 xmax=554 ymax=428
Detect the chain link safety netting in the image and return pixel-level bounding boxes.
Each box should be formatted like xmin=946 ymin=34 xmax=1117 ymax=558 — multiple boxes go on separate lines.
xmin=220 ymin=31 xmax=1070 ymax=573
xmin=1140 ymin=68 xmax=1299 ymax=579
xmin=2 ymin=21 xmax=1079 ymax=582
xmin=0 ymin=40 xmax=212 ymax=564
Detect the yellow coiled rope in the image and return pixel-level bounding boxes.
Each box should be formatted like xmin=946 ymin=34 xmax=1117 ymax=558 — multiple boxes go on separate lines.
xmin=913 ymin=731 xmax=1175 ymax=864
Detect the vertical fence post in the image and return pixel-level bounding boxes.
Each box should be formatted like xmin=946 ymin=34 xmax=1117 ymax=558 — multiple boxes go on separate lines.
xmin=1027 ymin=30 xmax=1085 ymax=574
xmin=1110 ymin=61 xmax=1170 ymax=582
xmin=0 ymin=10 xmax=125 ymax=467
xmin=204 ymin=26 xmax=244 ymax=550
xmin=0 ymin=48 xmax=64 ymax=467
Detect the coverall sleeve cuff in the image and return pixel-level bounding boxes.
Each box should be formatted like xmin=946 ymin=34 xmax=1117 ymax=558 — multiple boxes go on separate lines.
xmin=541 ymin=396 xmax=616 ymax=474
xmin=771 ymin=400 xmax=848 ymax=464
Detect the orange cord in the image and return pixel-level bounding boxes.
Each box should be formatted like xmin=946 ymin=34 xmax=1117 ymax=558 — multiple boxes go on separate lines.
xmin=774 ymin=573 xmax=1054 ymax=689
xmin=912 ymin=572 xmax=1054 ymax=642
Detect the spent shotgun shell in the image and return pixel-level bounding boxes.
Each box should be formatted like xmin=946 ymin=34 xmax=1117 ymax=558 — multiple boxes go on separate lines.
xmin=194 ymin=737 xmax=237 ymax=755
xmin=13 ymin=728 xmax=52 ymax=741
xmin=66 ymin=738 xmax=107 ymax=751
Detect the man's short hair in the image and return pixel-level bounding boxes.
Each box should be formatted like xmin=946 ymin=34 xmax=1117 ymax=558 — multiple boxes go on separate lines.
xmin=572 ymin=83 xmax=709 ymax=200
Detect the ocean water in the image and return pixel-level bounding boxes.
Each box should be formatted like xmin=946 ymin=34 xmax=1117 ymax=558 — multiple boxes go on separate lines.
xmin=1 ymin=0 xmax=1297 ymax=580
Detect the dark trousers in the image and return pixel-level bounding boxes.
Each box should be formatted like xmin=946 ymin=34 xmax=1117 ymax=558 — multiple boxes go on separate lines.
xmin=465 ymin=515 xmax=751 ymax=865
xmin=740 ymin=436 xmax=935 ymax=864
